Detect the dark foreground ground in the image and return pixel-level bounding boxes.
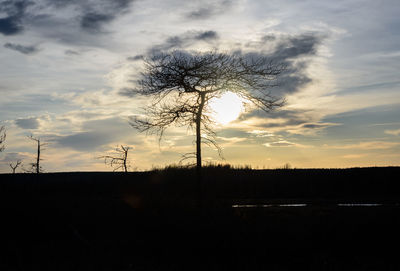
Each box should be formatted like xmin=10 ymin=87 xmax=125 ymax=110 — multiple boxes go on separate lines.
xmin=1 ymin=167 xmax=400 ymax=270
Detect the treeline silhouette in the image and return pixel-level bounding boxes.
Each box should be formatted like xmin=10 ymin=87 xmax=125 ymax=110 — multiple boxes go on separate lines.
xmin=1 ymin=166 xmax=400 ymax=206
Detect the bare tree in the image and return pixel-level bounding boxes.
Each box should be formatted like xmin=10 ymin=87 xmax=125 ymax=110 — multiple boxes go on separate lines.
xmin=10 ymin=160 xmax=22 ymax=174
xmin=100 ymin=145 xmax=131 ymax=172
xmin=27 ymin=135 xmax=47 ymax=174
xmin=0 ymin=126 xmax=5 ymax=152
xmin=130 ymin=51 xmax=285 ymax=171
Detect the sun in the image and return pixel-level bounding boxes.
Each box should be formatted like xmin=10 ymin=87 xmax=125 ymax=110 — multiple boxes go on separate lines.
xmin=208 ymin=92 xmax=244 ymax=125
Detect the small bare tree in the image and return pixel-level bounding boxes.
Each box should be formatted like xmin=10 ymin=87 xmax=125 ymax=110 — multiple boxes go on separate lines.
xmin=0 ymin=126 xmax=5 ymax=152
xmin=27 ymin=135 xmax=47 ymax=174
xmin=100 ymin=145 xmax=131 ymax=172
xmin=10 ymin=160 xmax=22 ymax=174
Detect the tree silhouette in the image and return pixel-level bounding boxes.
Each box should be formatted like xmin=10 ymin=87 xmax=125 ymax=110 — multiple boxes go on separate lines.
xmin=0 ymin=126 xmax=5 ymax=152
xmin=27 ymin=135 xmax=47 ymax=174
xmin=9 ymin=160 xmax=22 ymax=174
xmin=100 ymin=145 xmax=131 ymax=172
xmin=130 ymin=51 xmax=285 ymax=171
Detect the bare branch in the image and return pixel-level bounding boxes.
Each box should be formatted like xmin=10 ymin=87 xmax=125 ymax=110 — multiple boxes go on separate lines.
xmin=0 ymin=126 xmax=5 ymax=152
xmin=100 ymin=145 xmax=131 ymax=172
xmin=9 ymin=160 xmax=22 ymax=174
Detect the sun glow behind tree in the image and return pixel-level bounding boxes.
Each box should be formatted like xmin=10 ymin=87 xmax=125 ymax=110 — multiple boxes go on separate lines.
xmin=208 ymin=92 xmax=245 ymax=125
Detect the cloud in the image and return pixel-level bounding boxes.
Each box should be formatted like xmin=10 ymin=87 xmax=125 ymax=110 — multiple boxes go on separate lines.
xmin=52 ymin=117 xmax=134 ymax=151
xmin=272 ymin=34 xmax=322 ymax=60
xmin=65 ymin=49 xmax=80 ymax=55
xmin=78 ymin=0 xmax=134 ymax=33
xmin=238 ymin=107 xmax=339 ymax=135
xmin=247 ymin=130 xmax=274 ymax=137
xmin=0 ymin=0 xmax=32 ymax=35
xmin=56 ymin=131 xmax=113 ymax=151
xmin=385 ymin=129 xmax=400 ymax=136
xmin=148 ymin=30 xmax=219 ymax=54
xmin=4 ymin=42 xmax=39 ymax=54
xmin=292 ymin=122 xmax=340 ymax=133
xmin=231 ymin=33 xmax=328 ymax=133
xmin=263 ymin=140 xmax=297 ymax=147
xmin=15 ymin=117 xmax=40 ymax=129
xmin=0 ymin=152 xmax=30 ymax=167
xmin=195 ymin=30 xmax=218 ymax=40
xmin=127 ymin=54 xmax=143 ymax=61
xmin=80 ymin=12 xmax=114 ymax=33
xmin=248 ymin=33 xmax=324 ymax=96
xmin=342 ymin=154 xmax=367 ymax=159
xmin=325 ymin=141 xmax=400 ymax=150
xmin=1 ymin=0 xmax=135 ymax=39
xmin=240 ymin=108 xmax=310 ymax=123
xmin=118 ymin=87 xmax=139 ymax=98
xmin=185 ymin=0 xmax=234 ymax=20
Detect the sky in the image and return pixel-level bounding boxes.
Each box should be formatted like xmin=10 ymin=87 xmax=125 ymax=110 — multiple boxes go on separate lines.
xmin=0 ymin=0 xmax=400 ymax=172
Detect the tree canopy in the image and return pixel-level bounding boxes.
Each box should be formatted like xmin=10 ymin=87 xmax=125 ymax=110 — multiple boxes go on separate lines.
xmin=130 ymin=50 xmax=285 ymax=169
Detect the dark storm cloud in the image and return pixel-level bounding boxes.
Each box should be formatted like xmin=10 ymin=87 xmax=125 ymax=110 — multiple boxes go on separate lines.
xmin=148 ymin=30 xmax=219 ymax=54
xmin=15 ymin=117 xmax=40 ymax=129
xmin=273 ymin=34 xmax=321 ymax=60
xmin=229 ymin=33 xmax=325 ymax=132
xmin=240 ymin=105 xmax=339 ymax=133
xmin=195 ymin=30 xmax=218 ymax=40
xmin=1 ymin=0 xmax=134 ymax=37
xmin=0 ymin=0 xmax=32 ymax=35
xmin=241 ymin=33 xmax=324 ymax=97
xmin=4 ymin=42 xmax=39 ymax=54
xmin=77 ymin=0 xmax=134 ymax=33
xmin=80 ymin=12 xmax=114 ymax=33
xmin=185 ymin=0 xmax=233 ymax=20
xmin=0 ymin=16 xmax=22 ymax=35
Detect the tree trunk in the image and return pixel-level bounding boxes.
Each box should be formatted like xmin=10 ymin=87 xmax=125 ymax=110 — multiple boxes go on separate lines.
xmin=196 ymin=93 xmax=206 ymax=208
xmin=196 ymin=93 xmax=206 ymax=171
xmin=123 ymin=155 xmax=127 ymax=173
xmin=36 ymin=140 xmax=40 ymax=174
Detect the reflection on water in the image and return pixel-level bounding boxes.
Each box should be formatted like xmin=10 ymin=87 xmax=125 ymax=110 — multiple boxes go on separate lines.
xmin=232 ymin=203 xmax=396 ymax=208
xmin=279 ymin=204 xmax=307 ymax=207
xmin=337 ymin=203 xmax=382 ymax=207
xmin=232 ymin=204 xmax=307 ymax=208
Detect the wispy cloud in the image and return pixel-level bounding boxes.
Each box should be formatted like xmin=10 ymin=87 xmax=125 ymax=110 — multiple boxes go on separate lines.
xmin=184 ymin=0 xmax=234 ymax=20
xmin=65 ymin=49 xmax=80 ymax=56
xmin=4 ymin=42 xmax=39 ymax=55
xmin=325 ymin=141 xmax=400 ymax=150
xmin=126 ymin=55 xmax=143 ymax=61
xmin=247 ymin=130 xmax=274 ymax=137
xmin=342 ymin=154 xmax=367 ymax=159
xmin=385 ymin=129 xmax=400 ymax=136
xmin=263 ymin=140 xmax=308 ymax=148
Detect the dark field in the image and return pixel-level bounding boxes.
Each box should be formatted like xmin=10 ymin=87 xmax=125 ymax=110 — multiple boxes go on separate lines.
xmin=1 ymin=167 xmax=400 ymax=270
